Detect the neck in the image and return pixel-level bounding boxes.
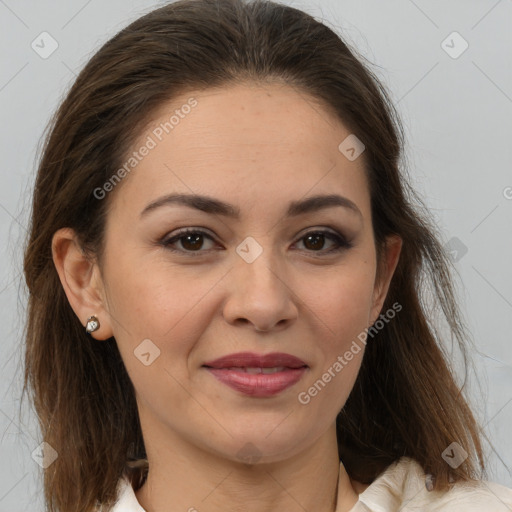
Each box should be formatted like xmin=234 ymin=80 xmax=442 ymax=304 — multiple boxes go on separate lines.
xmin=134 ymin=425 xmax=359 ymax=512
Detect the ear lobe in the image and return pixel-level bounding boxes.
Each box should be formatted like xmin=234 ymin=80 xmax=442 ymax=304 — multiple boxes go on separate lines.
xmin=51 ymin=227 xmax=113 ymax=340
xmin=370 ymin=234 xmax=402 ymax=324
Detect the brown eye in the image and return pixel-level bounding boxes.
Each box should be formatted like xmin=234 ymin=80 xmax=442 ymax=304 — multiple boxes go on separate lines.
xmin=295 ymin=230 xmax=352 ymax=254
xmin=160 ymin=227 xmax=352 ymax=257
xmin=180 ymin=233 xmax=205 ymax=251
xmin=161 ymin=228 xmax=217 ymax=255
xmin=303 ymin=233 xmax=327 ymax=251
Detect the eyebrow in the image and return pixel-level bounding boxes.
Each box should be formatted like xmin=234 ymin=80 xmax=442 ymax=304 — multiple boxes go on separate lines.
xmin=140 ymin=192 xmax=363 ymax=220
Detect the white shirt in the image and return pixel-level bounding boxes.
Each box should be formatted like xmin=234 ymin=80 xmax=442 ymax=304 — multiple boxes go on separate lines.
xmin=105 ymin=456 xmax=512 ymax=511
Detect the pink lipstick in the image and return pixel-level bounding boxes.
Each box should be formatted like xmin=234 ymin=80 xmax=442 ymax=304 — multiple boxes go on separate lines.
xmin=203 ymin=352 xmax=308 ymax=397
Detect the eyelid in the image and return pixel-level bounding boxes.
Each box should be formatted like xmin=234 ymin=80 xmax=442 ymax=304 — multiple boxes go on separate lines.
xmin=159 ymin=225 xmax=353 ymax=256
xmin=160 ymin=227 xmax=219 ymax=255
xmin=293 ymin=228 xmax=353 ymax=254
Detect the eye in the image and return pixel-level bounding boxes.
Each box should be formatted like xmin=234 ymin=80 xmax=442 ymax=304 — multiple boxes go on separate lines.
xmin=293 ymin=229 xmax=353 ymax=254
xmin=159 ymin=227 xmax=353 ymax=256
xmin=160 ymin=228 xmax=217 ymax=255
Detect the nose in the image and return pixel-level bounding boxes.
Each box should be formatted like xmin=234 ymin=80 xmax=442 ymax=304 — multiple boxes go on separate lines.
xmin=222 ymin=243 xmax=298 ymax=333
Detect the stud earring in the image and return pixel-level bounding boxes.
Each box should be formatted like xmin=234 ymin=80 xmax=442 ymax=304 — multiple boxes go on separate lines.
xmin=85 ymin=315 xmax=100 ymax=334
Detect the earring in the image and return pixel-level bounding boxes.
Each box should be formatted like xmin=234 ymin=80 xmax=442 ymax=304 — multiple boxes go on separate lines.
xmin=85 ymin=315 xmax=100 ymax=334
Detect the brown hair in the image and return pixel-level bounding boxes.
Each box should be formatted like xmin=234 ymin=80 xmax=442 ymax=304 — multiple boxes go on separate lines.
xmin=22 ymin=0 xmax=488 ymax=510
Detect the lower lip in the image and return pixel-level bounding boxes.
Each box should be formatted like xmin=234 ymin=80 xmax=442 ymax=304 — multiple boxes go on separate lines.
xmin=204 ymin=367 xmax=308 ymax=397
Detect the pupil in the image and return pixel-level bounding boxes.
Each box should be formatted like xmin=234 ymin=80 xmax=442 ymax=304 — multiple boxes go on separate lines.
xmin=183 ymin=234 xmax=202 ymax=250
xmin=305 ymin=234 xmax=324 ymax=250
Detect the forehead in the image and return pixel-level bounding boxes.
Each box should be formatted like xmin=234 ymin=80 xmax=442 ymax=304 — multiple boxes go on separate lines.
xmin=145 ymin=82 xmax=354 ymax=160
xmin=109 ymin=82 xmax=370 ymax=220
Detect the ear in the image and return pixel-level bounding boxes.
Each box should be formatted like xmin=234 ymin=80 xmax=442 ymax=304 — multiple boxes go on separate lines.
xmin=369 ymin=234 xmax=402 ymax=325
xmin=51 ymin=227 xmax=113 ymax=340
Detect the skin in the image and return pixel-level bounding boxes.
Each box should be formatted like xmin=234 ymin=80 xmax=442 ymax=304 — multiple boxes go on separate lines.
xmin=52 ymin=82 xmax=402 ymax=512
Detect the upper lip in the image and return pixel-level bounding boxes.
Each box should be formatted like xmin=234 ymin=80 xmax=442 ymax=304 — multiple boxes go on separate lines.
xmin=203 ymin=352 xmax=308 ymax=369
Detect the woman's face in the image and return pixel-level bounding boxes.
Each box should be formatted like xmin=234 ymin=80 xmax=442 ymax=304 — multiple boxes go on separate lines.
xmin=96 ymin=82 xmax=400 ymax=463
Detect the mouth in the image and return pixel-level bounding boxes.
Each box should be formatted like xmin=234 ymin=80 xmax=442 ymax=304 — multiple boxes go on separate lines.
xmin=216 ymin=366 xmax=290 ymax=374
xmin=202 ymin=352 xmax=308 ymax=397
xmin=203 ymin=351 xmax=307 ymax=369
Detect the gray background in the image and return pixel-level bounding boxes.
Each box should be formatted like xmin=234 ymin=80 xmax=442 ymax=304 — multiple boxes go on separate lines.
xmin=1 ymin=0 xmax=511 ymax=510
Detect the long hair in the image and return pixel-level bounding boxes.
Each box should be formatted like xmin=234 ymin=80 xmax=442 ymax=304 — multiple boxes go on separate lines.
xmin=22 ymin=0 xmax=487 ymax=510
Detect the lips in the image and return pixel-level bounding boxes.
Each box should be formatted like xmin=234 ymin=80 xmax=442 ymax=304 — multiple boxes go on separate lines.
xmin=202 ymin=352 xmax=308 ymax=397
xmin=203 ymin=352 xmax=307 ymax=369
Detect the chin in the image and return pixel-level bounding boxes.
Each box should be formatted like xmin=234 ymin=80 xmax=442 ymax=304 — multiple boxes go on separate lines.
xmin=210 ymin=425 xmax=316 ymax=466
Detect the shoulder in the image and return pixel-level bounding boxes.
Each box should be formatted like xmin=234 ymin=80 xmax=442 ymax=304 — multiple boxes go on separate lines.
xmin=351 ymin=457 xmax=512 ymax=511
xmin=95 ymin=474 xmax=146 ymax=512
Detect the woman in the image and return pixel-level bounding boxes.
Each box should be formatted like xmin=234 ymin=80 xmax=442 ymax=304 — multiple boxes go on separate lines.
xmin=22 ymin=0 xmax=512 ymax=511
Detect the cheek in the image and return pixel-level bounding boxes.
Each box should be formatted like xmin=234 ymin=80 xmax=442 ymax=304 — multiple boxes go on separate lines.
xmin=105 ymin=250 xmax=221 ymax=339
xmin=300 ymin=263 xmax=376 ymax=341
xmin=296 ymin=260 xmax=374 ymax=405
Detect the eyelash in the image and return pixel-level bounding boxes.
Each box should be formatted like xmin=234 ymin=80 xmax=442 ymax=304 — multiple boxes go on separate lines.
xmin=159 ymin=227 xmax=353 ymax=257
